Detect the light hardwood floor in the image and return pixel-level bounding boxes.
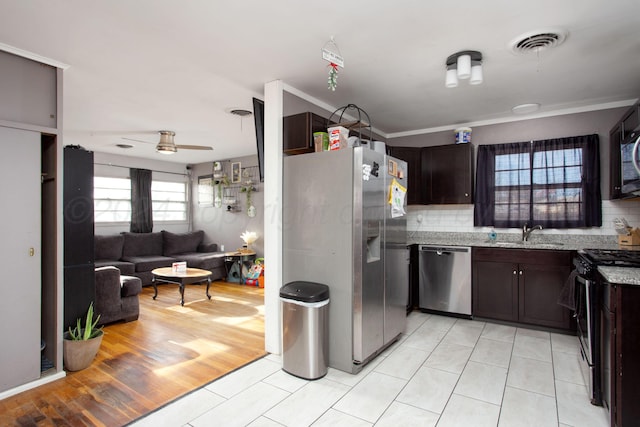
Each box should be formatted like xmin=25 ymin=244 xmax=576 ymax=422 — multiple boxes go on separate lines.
xmin=0 ymin=281 xmax=266 ymax=426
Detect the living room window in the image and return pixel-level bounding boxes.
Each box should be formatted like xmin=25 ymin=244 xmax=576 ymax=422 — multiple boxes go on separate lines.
xmin=474 ymin=134 xmax=602 ymax=228
xmin=94 ymin=177 xmax=131 ymax=222
xmin=152 ymin=180 xmax=187 ymax=221
xmin=94 ymin=176 xmax=187 ymax=223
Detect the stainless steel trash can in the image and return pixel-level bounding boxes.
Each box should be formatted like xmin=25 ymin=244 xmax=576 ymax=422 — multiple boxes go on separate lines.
xmin=280 ymin=281 xmax=330 ymax=380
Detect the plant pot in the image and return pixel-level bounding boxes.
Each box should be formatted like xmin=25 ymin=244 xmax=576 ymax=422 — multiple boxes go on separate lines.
xmin=63 ymin=331 xmax=103 ymax=372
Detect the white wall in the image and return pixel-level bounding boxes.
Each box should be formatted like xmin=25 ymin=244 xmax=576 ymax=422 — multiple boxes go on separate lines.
xmin=191 ymin=155 xmax=264 ymax=255
xmin=407 ymin=200 xmax=640 ymax=236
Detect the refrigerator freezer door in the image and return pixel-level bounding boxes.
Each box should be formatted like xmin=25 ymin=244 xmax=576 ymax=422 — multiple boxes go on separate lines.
xmin=385 ymin=244 xmax=409 ymax=343
xmin=384 ymin=155 xmax=408 ymax=344
xmin=353 ymin=148 xmax=386 ymax=364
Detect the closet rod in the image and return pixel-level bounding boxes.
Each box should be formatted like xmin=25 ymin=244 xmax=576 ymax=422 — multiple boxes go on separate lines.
xmin=95 ymin=162 xmax=189 ymax=177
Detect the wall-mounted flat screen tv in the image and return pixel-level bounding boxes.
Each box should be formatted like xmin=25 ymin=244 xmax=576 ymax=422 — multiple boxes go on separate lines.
xmin=252 ymin=97 xmax=264 ymax=182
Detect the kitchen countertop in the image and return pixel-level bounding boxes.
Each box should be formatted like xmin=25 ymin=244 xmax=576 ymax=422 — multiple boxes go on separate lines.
xmin=598 ymin=266 xmax=640 ymax=286
xmin=408 ymin=231 xmax=631 ymax=251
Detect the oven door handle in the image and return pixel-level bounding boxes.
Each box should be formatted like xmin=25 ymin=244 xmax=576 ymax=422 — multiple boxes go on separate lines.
xmin=575 ymin=275 xmax=589 ymax=285
xmin=572 ymin=272 xmax=591 ymax=319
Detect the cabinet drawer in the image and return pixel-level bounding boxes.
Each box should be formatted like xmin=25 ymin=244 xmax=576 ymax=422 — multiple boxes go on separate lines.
xmin=472 ymin=247 xmax=570 ymax=265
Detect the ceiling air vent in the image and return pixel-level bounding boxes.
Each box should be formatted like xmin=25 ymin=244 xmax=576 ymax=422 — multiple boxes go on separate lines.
xmin=510 ymin=29 xmax=568 ymax=54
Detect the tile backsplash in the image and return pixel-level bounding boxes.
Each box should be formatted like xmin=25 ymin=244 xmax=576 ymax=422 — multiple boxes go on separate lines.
xmin=407 ymin=200 xmax=640 ymax=236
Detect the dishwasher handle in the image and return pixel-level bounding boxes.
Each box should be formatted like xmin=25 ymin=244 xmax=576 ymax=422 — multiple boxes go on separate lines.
xmin=419 ymin=245 xmax=470 ymax=255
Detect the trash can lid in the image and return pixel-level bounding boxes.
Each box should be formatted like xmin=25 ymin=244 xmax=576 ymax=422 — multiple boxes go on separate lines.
xmin=280 ymin=281 xmax=329 ymax=303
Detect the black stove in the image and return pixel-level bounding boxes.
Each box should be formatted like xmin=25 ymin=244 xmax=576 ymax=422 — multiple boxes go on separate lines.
xmin=580 ymin=248 xmax=640 ymax=268
xmin=570 ymin=248 xmax=640 ymax=407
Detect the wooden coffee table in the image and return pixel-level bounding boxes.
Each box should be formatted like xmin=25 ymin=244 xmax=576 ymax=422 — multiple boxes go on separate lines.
xmin=151 ymin=267 xmax=212 ymax=306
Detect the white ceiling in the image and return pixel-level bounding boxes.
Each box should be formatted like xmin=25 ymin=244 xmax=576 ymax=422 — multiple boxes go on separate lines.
xmin=1 ymin=0 xmax=639 ymax=165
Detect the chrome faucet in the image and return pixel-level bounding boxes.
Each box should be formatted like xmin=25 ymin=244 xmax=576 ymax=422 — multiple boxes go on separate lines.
xmin=522 ymin=222 xmax=543 ymax=241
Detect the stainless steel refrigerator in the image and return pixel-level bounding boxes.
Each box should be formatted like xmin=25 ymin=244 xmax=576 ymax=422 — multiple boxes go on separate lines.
xmin=283 ymin=147 xmax=408 ymax=374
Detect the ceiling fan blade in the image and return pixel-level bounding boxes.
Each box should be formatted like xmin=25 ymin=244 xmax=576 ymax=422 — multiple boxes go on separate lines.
xmin=121 ymin=137 xmax=155 ymax=145
xmin=175 ymin=144 xmax=213 ymax=151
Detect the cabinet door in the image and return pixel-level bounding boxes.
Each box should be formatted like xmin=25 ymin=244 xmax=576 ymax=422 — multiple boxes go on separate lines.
xmin=610 ymin=125 xmax=623 ymax=199
xmin=388 ymin=146 xmax=422 ymax=204
xmin=615 ymin=285 xmax=640 ymax=426
xmin=473 ymin=260 xmax=518 ymax=321
xmin=610 ymin=102 xmax=640 ymax=200
xmin=0 ymin=127 xmax=41 ymax=393
xmin=518 ymin=263 xmax=572 ymax=329
xmin=622 ymin=105 xmax=639 ymax=139
xmin=0 ymin=51 xmax=57 ymax=128
xmin=422 ymin=144 xmax=473 ymax=204
xmin=283 ymin=112 xmax=329 ymax=155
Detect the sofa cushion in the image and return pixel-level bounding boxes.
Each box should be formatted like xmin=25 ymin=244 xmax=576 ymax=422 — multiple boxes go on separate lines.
xmin=198 ymin=242 xmax=219 ymax=252
xmin=94 ymin=260 xmax=135 ymax=276
xmin=172 ymin=252 xmax=225 ymax=270
xmin=162 ymin=230 xmax=204 ymax=256
xmin=122 ymin=255 xmax=175 ymax=272
xmin=122 ymin=232 xmax=163 ymax=257
xmin=95 ymin=234 xmax=125 ymax=261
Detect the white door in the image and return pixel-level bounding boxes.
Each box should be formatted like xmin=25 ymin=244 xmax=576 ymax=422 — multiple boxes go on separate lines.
xmin=0 ymin=126 xmax=41 ymax=392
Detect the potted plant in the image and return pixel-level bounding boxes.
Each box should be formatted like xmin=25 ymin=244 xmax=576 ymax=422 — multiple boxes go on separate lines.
xmin=215 ymin=174 xmax=229 ymax=208
xmin=241 ymin=184 xmax=256 ymax=217
xmin=63 ymin=302 xmax=104 ymax=371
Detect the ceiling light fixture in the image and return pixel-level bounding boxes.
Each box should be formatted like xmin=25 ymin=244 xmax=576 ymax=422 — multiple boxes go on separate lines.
xmin=512 ymin=103 xmax=541 ymax=115
xmin=156 ymin=130 xmax=177 ymax=154
xmin=445 ymin=50 xmax=483 ymax=88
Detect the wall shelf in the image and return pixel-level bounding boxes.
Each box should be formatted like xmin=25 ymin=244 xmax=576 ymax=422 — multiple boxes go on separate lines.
xmin=200 ymin=161 xmax=260 ymax=214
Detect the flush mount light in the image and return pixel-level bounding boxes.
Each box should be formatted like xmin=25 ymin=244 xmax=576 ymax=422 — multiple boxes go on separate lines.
xmin=512 ymin=103 xmax=541 ymax=114
xmin=156 ymin=130 xmax=178 ymax=154
xmin=445 ymin=50 xmax=483 ymax=88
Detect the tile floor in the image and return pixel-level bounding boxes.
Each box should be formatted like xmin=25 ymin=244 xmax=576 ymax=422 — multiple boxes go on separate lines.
xmin=130 ymin=312 xmax=610 ymax=427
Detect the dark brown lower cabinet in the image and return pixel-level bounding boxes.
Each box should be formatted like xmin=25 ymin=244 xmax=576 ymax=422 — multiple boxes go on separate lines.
xmin=606 ymin=282 xmax=640 ymax=427
xmin=472 ymin=247 xmax=573 ymax=330
xmin=473 ymin=259 xmax=518 ymax=321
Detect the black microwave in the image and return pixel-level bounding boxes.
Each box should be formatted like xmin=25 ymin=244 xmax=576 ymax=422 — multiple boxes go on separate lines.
xmin=621 ymin=128 xmax=640 ymax=196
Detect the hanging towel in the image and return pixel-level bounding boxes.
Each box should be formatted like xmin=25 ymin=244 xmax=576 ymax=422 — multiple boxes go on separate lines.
xmin=557 ymin=269 xmax=579 ymax=311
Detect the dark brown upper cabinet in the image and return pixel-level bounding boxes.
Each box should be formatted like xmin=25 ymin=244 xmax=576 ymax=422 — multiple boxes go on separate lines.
xmin=283 ymin=112 xmax=331 ymax=155
xmin=389 ymin=143 xmax=473 ymax=205
xmin=422 ymin=143 xmax=473 ymax=205
xmin=609 ymin=101 xmax=640 ymax=199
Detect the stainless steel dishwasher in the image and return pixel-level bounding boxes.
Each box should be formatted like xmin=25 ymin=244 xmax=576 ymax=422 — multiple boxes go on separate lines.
xmin=418 ymin=245 xmax=472 ymax=317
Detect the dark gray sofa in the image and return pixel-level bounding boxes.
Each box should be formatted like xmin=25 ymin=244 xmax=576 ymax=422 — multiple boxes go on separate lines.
xmin=94 ymin=230 xmax=226 ymax=285
xmin=95 ymin=266 xmax=142 ymax=325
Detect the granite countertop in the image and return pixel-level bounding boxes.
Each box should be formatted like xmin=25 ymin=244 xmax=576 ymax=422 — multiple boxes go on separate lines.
xmin=408 ymin=231 xmax=629 ymax=251
xmin=598 ymin=266 xmax=640 ymax=286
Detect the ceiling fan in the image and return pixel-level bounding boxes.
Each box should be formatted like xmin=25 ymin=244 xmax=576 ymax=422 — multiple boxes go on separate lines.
xmin=122 ymin=130 xmax=213 ymax=154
